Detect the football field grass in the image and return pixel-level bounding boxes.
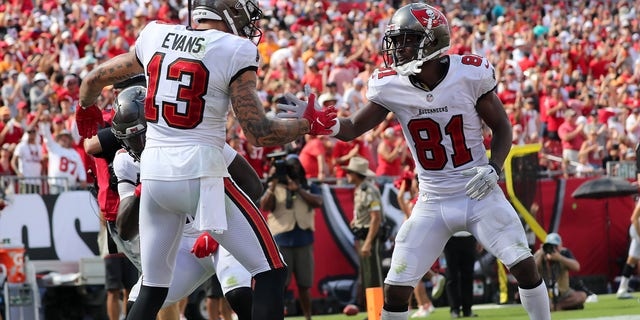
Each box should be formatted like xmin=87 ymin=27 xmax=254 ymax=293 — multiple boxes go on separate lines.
xmin=287 ymin=294 xmax=640 ymax=319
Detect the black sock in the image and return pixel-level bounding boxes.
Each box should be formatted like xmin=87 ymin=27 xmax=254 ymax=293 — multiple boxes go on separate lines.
xmin=225 ymin=287 xmax=253 ymax=320
xmin=125 ymin=301 xmax=134 ymax=316
xmin=518 ymin=278 xmax=543 ymax=290
xmin=383 ymin=303 xmax=409 ymax=312
xmin=125 ymin=285 xmax=168 ymax=320
xmin=622 ymin=263 xmax=636 ymax=278
xmin=252 ymin=268 xmax=287 ymax=320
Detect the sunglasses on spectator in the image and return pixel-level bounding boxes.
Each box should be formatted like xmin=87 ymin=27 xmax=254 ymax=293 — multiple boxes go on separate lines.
xmin=28 ymin=130 xmax=36 ymax=134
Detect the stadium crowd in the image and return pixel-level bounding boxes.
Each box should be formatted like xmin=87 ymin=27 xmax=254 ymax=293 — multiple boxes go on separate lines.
xmin=0 ymin=0 xmax=638 ymax=319
xmin=1 ymin=0 xmax=639 ymax=190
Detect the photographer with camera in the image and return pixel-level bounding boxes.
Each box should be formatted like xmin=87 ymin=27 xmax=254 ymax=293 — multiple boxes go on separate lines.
xmin=534 ymin=233 xmax=587 ymax=311
xmin=260 ymin=152 xmax=323 ymax=320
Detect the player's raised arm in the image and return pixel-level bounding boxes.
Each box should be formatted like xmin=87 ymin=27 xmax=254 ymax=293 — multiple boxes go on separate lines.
xmin=230 ymin=70 xmax=336 ymax=146
xmin=332 ymin=101 xmax=390 ymax=141
xmin=79 ymin=51 xmax=144 ymax=108
xmin=276 ymin=89 xmax=385 ymax=142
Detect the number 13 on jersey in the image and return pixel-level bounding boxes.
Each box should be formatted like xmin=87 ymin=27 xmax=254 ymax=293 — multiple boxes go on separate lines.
xmin=145 ymin=52 xmax=209 ymax=129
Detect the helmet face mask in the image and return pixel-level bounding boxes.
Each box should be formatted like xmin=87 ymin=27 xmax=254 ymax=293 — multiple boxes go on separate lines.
xmin=192 ymin=0 xmax=263 ymax=44
xmin=381 ymin=3 xmax=451 ymax=76
xmin=111 ymin=86 xmax=147 ymax=162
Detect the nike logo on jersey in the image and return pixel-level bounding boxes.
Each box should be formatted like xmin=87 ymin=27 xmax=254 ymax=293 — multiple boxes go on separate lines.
xmin=161 ymin=33 xmax=205 ymax=54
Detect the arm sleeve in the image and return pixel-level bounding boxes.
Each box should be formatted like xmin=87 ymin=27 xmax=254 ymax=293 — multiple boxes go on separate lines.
xmin=95 ymin=127 xmax=120 ymax=160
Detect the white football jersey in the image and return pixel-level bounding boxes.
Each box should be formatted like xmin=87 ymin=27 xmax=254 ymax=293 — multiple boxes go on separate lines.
xmin=41 ymin=127 xmax=86 ymax=188
xmin=135 ymin=21 xmax=259 ymax=180
xmin=367 ymin=55 xmax=497 ymax=196
xmin=114 ymin=143 xmax=239 ymax=200
xmin=13 ymin=141 xmax=43 ymax=184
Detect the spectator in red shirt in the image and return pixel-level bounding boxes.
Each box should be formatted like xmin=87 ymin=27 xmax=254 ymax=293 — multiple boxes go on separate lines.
xmin=58 ymin=74 xmax=80 ymax=116
xmin=497 ymin=69 xmax=519 ymax=106
xmin=300 ymin=59 xmax=324 ymax=95
xmin=332 ymin=137 xmax=371 ymax=182
xmin=376 ymin=127 xmax=407 ymax=185
xmin=298 ymin=135 xmax=327 ymax=182
xmin=541 ymin=87 xmax=566 ymax=142
xmin=0 ymin=101 xmax=28 ymax=146
xmin=104 ymin=34 xmax=129 ymax=59
xmin=558 ymin=109 xmax=586 ymax=178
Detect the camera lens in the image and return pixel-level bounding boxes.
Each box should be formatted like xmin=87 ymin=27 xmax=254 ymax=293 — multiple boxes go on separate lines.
xmin=543 ymin=243 xmax=556 ymax=254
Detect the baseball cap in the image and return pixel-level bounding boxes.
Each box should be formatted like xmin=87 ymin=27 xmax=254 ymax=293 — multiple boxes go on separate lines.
xmin=53 ymin=116 xmax=64 ymax=123
xmin=93 ymin=5 xmax=106 ymax=16
xmin=564 ymin=109 xmax=577 ymax=118
xmin=383 ymin=127 xmax=395 ymax=138
xmin=17 ymin=101 xmax=28 ymax=110
xmin=544 ymin=233 xmax=562 ymax=246
xmin=56 ymin=129 xmax=72 ymax=138
xmin=33 ymin=72 xmax=48 ymax=83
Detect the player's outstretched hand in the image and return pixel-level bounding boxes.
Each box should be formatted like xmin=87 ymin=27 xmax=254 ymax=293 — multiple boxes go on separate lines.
xmin=276 ymin=87 xmax=339 ymax=136
xmin=191 ymin=232 xmax=219 ymax=258
xmin=461 ymin=165 xmax=499 ymax=200
xmin=76 ymin=104 xmax=103 ymax=139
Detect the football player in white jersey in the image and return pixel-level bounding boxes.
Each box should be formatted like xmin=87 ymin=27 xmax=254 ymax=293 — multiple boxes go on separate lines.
xmin=78 ymin=1 xmax=336 ymax=319
xmin=279 ymin=3 xmax=551 ymax=320
xmin=108 ymin=86 xmax=253 ymax=319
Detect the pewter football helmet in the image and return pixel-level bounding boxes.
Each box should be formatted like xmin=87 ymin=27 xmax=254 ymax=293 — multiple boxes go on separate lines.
xmin=382 ymin=3 xmax=451 ymax=76
xmin=192 ymin=0 xmax=263 ymax=44
xmin=111 ymin=86 xmax=147 ymax=161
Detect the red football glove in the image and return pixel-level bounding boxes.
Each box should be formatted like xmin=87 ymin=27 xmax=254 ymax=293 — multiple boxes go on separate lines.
xmin=75 ymin=104 xmax=104 ymax=139
xmin=191 ymin=232 xmax=219 ymax=258
xmin=276 ymin=91 xmax=337 ymax=136
xmin=134 ymin=183 xmax=142 ymax=198
xmin=303 ymin=93 xmax=337 ymax=135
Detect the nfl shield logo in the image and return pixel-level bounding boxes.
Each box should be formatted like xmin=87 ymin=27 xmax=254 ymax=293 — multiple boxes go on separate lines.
xmin=426 ymin=93 xmax=434 ymax=102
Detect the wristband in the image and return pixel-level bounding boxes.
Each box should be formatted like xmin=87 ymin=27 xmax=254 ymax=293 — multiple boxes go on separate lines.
xmin=488 ymin=161 xmax=502 ymax=175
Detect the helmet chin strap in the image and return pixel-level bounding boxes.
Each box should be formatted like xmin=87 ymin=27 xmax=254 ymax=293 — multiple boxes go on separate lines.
xmin=393 ymin=60 xmax=424 ymax=76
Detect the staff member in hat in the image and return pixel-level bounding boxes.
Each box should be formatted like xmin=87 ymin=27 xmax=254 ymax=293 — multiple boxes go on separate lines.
xmin=346 ymin=156 xmax=384 ymax=307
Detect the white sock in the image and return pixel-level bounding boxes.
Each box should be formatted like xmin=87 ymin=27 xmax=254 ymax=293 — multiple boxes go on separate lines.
xmin=518 ymin=281 xmax=551 ymax=320
xmin=618 ymin=276 xmax=630 ymax=293
xmin=381 ymin=309 xmax=410 ymax=320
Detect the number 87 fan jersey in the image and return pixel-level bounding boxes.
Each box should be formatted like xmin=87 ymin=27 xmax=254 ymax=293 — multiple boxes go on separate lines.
xmin=134 ymin=21 xmax=260 ymax=180
xmin=366 ymin=54 xmax=497 ymax=196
